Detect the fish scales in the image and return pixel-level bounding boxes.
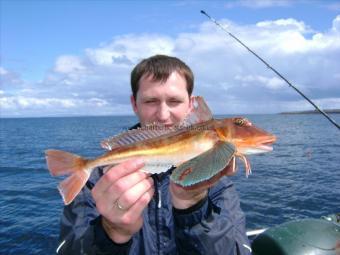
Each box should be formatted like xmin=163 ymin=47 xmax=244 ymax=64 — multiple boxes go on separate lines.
xmin=90 ymin=129 xmax=218 ymax=170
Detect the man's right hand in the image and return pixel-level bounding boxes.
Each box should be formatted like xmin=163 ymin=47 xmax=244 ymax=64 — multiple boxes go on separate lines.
xmin=92 ymin=159 xmax=154 ymax=243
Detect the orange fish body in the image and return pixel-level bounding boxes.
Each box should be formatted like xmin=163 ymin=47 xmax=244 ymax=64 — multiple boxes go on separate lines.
xmin=91 ymin=128 xmax=219 ymax=173
xmin=45 ymin=97 xmax=276 ymax=205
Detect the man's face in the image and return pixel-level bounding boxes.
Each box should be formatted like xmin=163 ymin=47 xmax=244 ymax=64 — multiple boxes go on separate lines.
xmin=131 ymin=71 xmax=193 ymax=127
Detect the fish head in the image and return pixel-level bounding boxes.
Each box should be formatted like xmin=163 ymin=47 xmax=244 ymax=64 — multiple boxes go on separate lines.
xmin=215 ymin=117 xmax=276 ymax=155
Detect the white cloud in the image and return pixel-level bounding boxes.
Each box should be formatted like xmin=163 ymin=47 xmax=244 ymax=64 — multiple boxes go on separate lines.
xmin=251 ymin=17 xmax=340 ymax=54
xmin=88 ymin=98 xmax=108 ymax=107
xmin=0 ymin=66 xmax=22 ymax=86
xmin=1 ymin=15 xmax=340 ymax=117
xmin=235 ymin=75 xmax=286 ymax=89
xmin=54 ymin=55 xmax=86 ymax=74
xmin=0 ymin=96 xmax=76 ymax=109
xmin=0 ymin=95 xmax=129 ymax=117
xmin=256 ymin=18 xmax=308 ymax=32
xmin=85 ymin=34 xmax=174 ymax=66
xmin=332 ymin=15 xmax=340 ymax=33
xmin=224 ymin=0 xmax=293 ymax=9
xmin=0 ymin=67 xmax=9 ymax=75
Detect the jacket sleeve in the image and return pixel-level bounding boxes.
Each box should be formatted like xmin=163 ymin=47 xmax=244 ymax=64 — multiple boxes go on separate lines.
xmin=56 ymin=168 xmax=132 ymax=255
xmin=173 ymin=177 xmax=251 ymax=255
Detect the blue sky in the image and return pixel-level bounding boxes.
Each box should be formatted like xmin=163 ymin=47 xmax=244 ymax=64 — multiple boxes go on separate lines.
xmin=1 ymin=0 xmax=340 ymax=117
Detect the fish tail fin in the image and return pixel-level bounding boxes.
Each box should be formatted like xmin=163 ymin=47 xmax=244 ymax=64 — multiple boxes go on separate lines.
xmin=58 ymin=170 xmax=90 ymax=205
xmin=45 ymin=149 xmax=91 ymax=205
xmin=45 ymin=149 xmax=88 ymax=176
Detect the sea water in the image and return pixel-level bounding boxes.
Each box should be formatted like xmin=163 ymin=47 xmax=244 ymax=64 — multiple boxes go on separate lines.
xmin=0 ymin=114 xmax=339 ymax=254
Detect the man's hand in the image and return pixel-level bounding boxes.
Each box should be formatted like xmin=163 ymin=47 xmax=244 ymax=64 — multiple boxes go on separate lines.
xmin=170 ymin=160 xmax=235 ymax=210
xmin=169 ymin=182 xmax=207 ymax=210
xmin=92 ymin=159 xmax=154 ymax=243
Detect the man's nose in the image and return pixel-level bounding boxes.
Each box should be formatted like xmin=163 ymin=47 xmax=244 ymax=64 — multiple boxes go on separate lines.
xmin=156 ymin=102 xmax=170 ymax=122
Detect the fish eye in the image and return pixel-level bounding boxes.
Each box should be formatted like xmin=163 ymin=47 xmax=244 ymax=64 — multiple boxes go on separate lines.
xmin=234 ymin=118 xmax=245 ymax=126
xmin=234 ymin=118 xmax=252 ymax=127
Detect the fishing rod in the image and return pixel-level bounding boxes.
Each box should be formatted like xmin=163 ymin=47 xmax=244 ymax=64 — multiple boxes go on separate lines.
xmin=200 ymin=10 xmax=340 ymax=131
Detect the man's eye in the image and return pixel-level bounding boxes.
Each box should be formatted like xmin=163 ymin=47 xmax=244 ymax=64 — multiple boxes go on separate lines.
xmin=145 ymin=100 xmax=156 ymax=104
xmin=169 ymin=100 xmax=182 ymax=105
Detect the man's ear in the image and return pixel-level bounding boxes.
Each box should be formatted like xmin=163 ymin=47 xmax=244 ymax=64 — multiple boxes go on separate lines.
xmin=130 ymin=95 xmax=138 ymax=114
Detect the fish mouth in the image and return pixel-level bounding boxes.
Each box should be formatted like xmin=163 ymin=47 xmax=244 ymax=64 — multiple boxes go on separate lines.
xmin=256 ymin=136 xmax=276 ymax=152
xmin=242 ymin=136 xmax=276 ymax=154
xmin=243 ymin=144 xmax=272 ymax=154
xmin=257 ymin=143 xmax=273 ymax=152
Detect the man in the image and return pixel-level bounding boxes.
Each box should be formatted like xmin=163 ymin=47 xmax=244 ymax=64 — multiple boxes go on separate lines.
xmin=57 ymin=55 xmax=251 ymax=254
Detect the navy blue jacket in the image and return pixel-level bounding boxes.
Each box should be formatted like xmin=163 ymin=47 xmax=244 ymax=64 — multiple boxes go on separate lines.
xmin=57 ymin=167 xmax=251 ymax=254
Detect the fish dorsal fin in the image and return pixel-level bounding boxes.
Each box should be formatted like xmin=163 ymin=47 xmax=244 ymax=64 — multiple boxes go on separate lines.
xmin=180 ymin=96 xmax=213 ymax=127
xmin=101 ymin=96 xmax=213 ymax=151
xmin=101 ymin=124 xmax=175 ymax=151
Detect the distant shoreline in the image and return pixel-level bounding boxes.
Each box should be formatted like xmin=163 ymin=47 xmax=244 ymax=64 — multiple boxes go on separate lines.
xmin=280 ymin=109 xmax=340 ymax=114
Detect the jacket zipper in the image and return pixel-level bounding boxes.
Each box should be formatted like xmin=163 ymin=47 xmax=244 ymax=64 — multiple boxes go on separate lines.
xmin=158 ymin=189 xmax=162 ymax=208
xmin=154 ymin=175 xmax=162 ymax=255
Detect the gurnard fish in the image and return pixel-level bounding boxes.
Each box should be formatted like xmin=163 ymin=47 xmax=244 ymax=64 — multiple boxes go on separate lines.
xmin=45 ymin=96 xmax=276 ymax=205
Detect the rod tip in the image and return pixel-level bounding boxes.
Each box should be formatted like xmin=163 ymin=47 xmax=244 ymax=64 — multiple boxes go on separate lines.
xmin=200 ymin=10 xmax=206 ymax=15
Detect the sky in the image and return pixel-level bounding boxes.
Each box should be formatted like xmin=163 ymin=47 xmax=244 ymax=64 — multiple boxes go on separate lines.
xmin=1 ymin=0 xmax=340 ymax=117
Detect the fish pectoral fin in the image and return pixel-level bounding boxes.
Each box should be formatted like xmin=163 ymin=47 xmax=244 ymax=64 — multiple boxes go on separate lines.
xmin=170 ymin=141 xmax=236 ymax=187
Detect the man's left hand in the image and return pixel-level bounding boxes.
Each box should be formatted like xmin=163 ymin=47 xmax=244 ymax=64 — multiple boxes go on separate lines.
xmin=169 ymin=160 xmax=235 ymax=209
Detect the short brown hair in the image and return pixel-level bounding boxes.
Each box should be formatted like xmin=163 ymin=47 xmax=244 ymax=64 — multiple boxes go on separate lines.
xmin=131 ymin=55 xmax=194 ymax=99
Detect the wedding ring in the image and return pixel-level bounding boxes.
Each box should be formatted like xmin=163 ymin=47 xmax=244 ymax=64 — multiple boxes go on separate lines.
xmin=116 ymin=200 xmax=125 ymax=211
